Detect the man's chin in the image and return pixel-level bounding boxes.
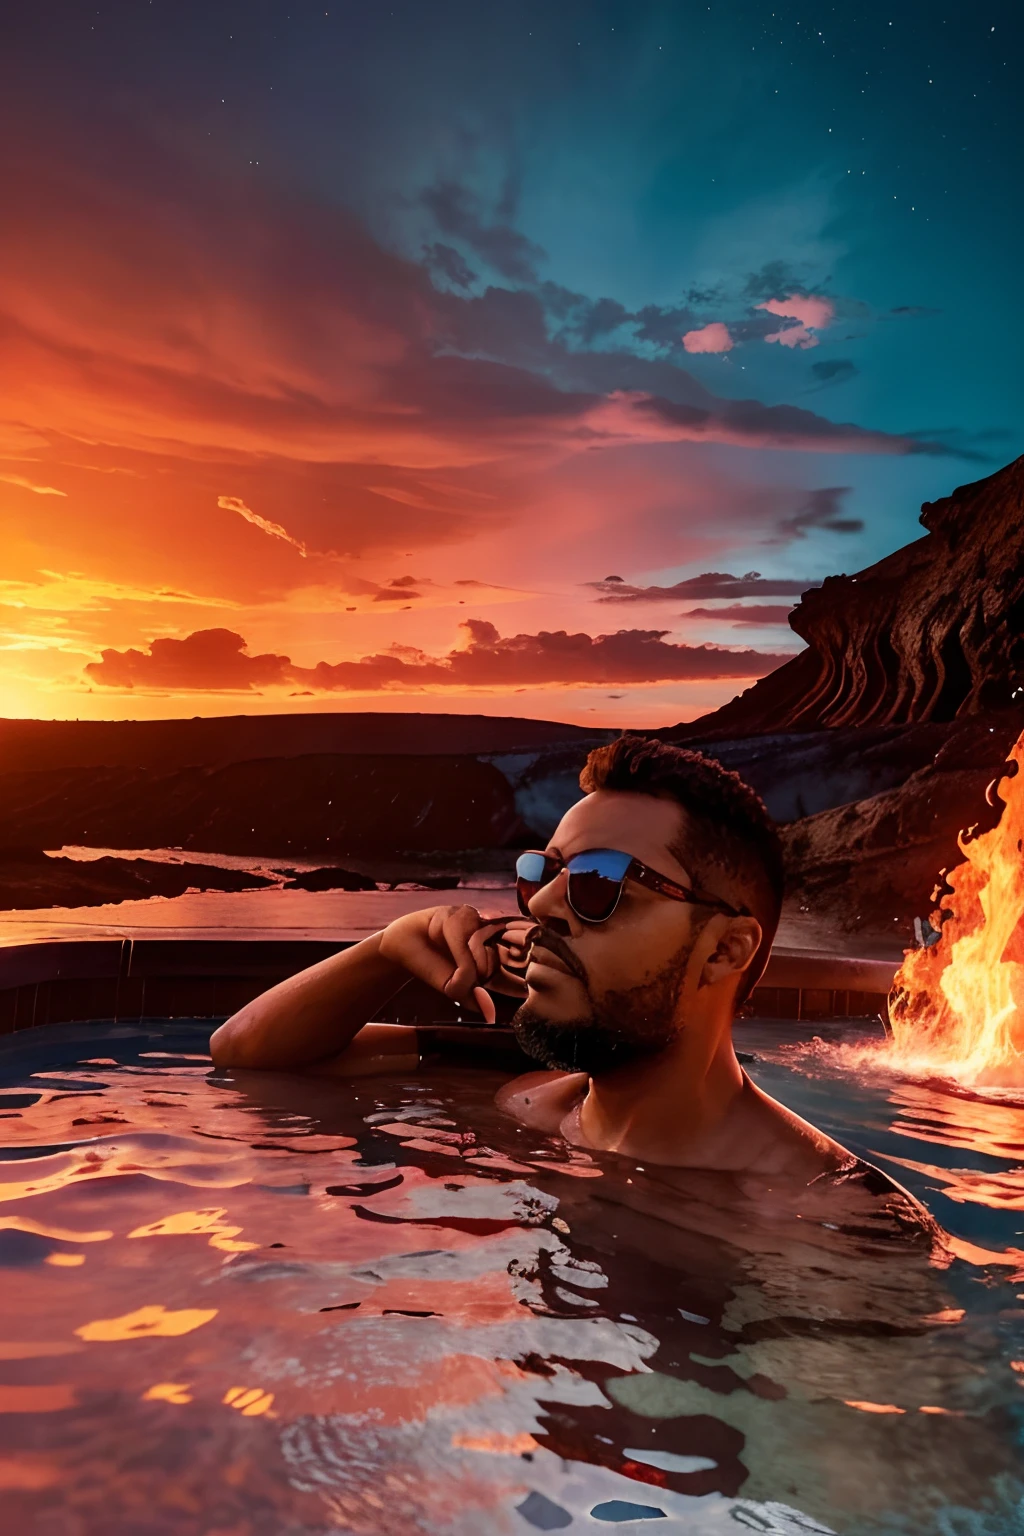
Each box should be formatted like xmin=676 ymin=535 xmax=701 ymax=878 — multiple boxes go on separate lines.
xmin=511 ymin=1003 xmax=669 ymax=1077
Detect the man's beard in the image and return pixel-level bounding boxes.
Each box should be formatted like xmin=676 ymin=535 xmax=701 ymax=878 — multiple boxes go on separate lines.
xmin=510 ymin=930 xmax=699 ymax=1076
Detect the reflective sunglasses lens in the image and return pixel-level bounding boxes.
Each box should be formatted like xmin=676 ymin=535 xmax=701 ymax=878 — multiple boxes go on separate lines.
xmin=515 ymin=852 xmax=553 ymax=916
xmin=515 ymin=849 xmax=632 ymax=922
xmin=564 ymin=850 xmax=632 ymax=922
xmin=515 ymin=853 xmax=549 ymax=883
xmin=566 ymin=869 xmax=622 ymax=922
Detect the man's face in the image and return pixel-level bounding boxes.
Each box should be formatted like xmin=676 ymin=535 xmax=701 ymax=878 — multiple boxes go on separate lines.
xmin=510 ymin=789 xmax=716 ymax=1075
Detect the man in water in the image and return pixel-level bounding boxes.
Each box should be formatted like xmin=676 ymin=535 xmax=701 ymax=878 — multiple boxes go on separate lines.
xmin=211 ymin=735 xmax=851 ymax=1178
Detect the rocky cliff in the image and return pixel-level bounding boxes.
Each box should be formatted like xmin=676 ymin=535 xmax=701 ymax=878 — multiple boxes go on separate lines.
xmin=681 ymin=456 xmax=1024 ymax=739
xmin=779 ymin=708 xmax=1024 ymax=936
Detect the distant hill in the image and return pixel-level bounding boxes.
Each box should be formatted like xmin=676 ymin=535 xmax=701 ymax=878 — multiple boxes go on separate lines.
xmin=0 ymin=752 xmax=538 ymax=857
xmin=0 ymin=711 xmax=611 ymax=774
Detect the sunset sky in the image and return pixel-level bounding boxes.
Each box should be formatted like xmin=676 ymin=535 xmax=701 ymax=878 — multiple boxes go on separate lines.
xmin=2 ymin=0 xmax=1021 ymax=727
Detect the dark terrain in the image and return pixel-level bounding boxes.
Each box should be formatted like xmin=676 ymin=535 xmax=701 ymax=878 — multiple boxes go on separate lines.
xmin=2 ymin=457 xmax=1021 ymax=929
xmin=0 ymin=847 xmax=275 ymax=910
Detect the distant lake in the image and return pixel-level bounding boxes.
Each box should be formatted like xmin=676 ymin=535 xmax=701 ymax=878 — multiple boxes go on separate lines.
xmin=49 ymin=843 xmax=331 ymax=875
xmin=49 ymin=843 xmax=512 ymax=883
xmin=5 ymin=848 xmax=898 ymax=961
xmin=0 ymin=875 xmax=519 ymax=946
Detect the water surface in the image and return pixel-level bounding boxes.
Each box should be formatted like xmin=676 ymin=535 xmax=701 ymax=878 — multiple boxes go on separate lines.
xmin=0 ymin=1019 xmax=1021 ymax=1534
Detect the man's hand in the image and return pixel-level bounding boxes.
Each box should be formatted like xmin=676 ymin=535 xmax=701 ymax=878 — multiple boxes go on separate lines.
xmin=210 ymin=903 xmax=537 ymax=1073
xmin=378 ymin=905 xmax=532 ymax=1023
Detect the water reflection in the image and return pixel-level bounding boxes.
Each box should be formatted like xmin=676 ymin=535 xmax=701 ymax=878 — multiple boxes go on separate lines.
xmin=751 ymin=1031 xmax=1024 ymax=1240
xmin=0 ymin=1025 xmax=1021 ymax=1535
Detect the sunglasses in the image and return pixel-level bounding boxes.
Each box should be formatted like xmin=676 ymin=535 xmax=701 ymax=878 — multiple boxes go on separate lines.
xmin=515 ymin=847 xmax=746 ymax=926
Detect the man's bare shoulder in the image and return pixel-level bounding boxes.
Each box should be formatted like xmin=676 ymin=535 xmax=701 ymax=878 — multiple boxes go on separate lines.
xmin=493 ymin=1067 xmax=849 ymax=1176
xmin=736 ymin=1074 xmax=851 ymax=1179
xmin=494 ymin=1069 xmax=588 ymax=1133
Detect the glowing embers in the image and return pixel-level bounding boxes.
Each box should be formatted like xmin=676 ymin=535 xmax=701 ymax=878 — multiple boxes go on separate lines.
xmin=888 ymin=729 xmax=1024 ymax=1087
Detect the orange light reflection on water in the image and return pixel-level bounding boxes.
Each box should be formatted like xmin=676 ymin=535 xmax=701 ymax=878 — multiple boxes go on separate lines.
xmin=75 ymin=1306 xmax=218 ymax=1342
xmin=128 ymin=1206 xmax=258 ymax=1251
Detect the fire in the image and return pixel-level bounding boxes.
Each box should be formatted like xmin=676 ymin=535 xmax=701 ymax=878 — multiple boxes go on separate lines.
xmin=887 ymin=730 xmax=1024 ymax=1086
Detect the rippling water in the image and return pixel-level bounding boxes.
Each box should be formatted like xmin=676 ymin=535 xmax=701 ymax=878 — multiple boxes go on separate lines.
xmin=0 ymin=1019 xmax=1022 ymax=1535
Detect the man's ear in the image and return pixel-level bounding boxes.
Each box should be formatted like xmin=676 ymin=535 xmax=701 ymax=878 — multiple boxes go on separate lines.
xmin=697 ymin=917 xmax=763 ymax=991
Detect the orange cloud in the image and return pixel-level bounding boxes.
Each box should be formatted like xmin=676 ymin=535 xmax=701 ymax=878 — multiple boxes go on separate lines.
xmin=0 ymin=473 xmax=66 ymax=496
xmin=84 ymin=629 xmax=292 ymax=692
xmin=0 ymin=572 xmax=232 ymax=613
xmin=217 ymin=495 xmax=308 ymax=557
xmin=83 ymin=621 xmax=792 ymax=694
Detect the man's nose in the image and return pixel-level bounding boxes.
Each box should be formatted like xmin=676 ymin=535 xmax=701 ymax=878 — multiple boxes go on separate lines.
xmin=528 ymin=868 xmax=573 ymax=934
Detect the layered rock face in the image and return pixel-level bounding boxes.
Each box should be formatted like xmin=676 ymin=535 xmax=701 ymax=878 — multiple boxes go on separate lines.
xmin=669 ymin=456 xmax=1024 ymax=937
xmin=685 ymin=456 xmax=1024 ymax=739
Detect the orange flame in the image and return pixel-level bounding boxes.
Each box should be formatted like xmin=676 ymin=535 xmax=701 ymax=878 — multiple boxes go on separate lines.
xmin=887 ymin=730 xmax=1024 ymax=1086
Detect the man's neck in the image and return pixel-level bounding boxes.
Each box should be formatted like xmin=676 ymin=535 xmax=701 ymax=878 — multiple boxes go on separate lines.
xmin=576 ymin=1022 xmax=746 ymax=1166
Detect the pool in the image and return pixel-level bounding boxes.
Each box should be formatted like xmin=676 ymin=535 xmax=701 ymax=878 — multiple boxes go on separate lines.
xmin=1 ymin=1016 xmax=1022 ymax=1535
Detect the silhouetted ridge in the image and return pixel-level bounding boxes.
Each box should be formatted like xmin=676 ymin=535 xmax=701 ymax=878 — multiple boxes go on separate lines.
xmin=0 ymin=711 xmax=609 ymax=774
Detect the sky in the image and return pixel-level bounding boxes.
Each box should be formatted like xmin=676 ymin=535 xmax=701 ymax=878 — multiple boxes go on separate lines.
xmin=1 ymin=0 xmax=1021 ymax=727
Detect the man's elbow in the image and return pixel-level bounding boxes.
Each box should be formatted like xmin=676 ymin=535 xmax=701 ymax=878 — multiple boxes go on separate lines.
xmin=209 ymin=1012 xmax=252 ymax=1068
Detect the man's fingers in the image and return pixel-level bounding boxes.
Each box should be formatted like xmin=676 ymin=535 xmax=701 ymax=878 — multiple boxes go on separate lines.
xmin=496 ymin=920 xmax=536 ymax=960
xmin=411 ymin=908 xmax=466 ymax=994
xmin=411 ymin=907 xmax=518 ymax=1001
xmin=467 ymin=926 xmax=497 ymax=984
xmin=489 ymin=966 xmax=529 ymax=998
xmin=440 ymin=907 xmax=488 ymax=1000
xmin=471 ymin=986 xmax=496 ymax=1024
xmin=500 ymin=918 xmax=536 ymax=939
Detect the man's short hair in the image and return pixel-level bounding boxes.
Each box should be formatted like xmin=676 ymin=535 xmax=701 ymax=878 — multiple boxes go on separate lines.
xmin=579 ymin=733 xmax=783 ymax=1006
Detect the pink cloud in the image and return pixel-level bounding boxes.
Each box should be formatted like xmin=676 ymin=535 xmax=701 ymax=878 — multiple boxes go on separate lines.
xmin=757 ymin=293 xmax=835 ymax=350
xmin=583 ymin=391 xmax=909 ymax=456
xmin=758 ymin=294 xmax=836 ymax=329
xmin=679 ymin=604 xmax=795 ymax=626
xmin=589 ymin=572 xmax=814 ymax=602
xmin=681 ymin=322 xmax=734 ymax=354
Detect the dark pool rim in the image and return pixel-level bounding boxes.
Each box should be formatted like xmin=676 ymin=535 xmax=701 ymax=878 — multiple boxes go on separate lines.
xmin=0 ymin=933 xmax=899 ymax=1037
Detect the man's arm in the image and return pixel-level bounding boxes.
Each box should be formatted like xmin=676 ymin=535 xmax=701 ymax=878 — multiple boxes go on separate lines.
xmin=209 ymin=905 xmax=528 ymax=1073
xmin=209 ymin=929 xmax=407 ymax=1070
